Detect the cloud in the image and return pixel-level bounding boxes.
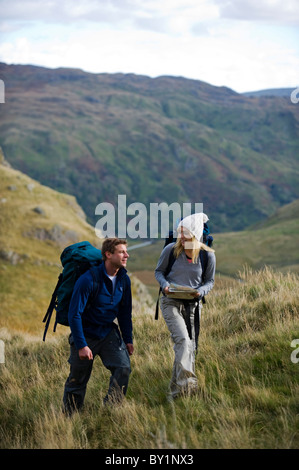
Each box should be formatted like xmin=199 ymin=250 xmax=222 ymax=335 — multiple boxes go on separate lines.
xmin=1 ymin=22 xmax=297 ymax=93
xmin=1 ymin=0 xmax=299 ymax=28
xmin=0 ymin=0 xmax=297 ymax=92
xmin=0 ymin=0 xmax=136 ymax=26
xmin=215 ymin=0 xmax=299 ymax=25
xmin=0 ymin=0 xmax=220 ymax=39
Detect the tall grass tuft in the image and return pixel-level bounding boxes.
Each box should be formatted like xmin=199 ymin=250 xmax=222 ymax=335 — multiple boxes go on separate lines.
xmin=0 ymin=267 xmax=298 ymax=449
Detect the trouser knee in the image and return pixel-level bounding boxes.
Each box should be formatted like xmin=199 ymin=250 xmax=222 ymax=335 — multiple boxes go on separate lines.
xmin=112 ymin=366 xmax=131 ymax=387
xmin=106 ymin=366 xmax=131 ymax=402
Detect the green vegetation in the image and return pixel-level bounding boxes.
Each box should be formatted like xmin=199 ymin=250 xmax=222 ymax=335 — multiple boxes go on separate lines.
xmin=0 ymin=267 xmax=298 ymax=449
xmin=0 ymin=158 xmax=102 ymax=331
xmin=0 ymin=150 xmax=298 ymax=449
xmin=128 ymin=198 xmax=299 ymax=297
xmin=0 ymin=63 xmax=298 ymax=231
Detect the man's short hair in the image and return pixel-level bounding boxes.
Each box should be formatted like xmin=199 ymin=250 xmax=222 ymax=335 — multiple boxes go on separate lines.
xmin=102 ymin=238 xmax=127 ymax=261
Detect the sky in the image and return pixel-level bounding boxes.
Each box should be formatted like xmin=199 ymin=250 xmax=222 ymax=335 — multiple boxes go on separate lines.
xmin=0 ymin=0 xmax=298 ymax=93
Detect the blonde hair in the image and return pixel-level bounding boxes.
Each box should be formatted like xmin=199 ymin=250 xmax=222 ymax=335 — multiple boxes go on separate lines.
xmin=173 ymin=233 xmax=214 ymax=264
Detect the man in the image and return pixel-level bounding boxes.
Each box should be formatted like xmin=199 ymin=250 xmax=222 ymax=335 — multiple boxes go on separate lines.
xmin=63 ymin=238 xmax=133 ymax=415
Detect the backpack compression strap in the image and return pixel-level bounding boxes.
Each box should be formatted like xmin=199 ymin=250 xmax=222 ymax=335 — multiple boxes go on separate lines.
xmin=42 ymin=273 xmax=63 ymax=342
xmin=155 ymin=248 xmax=176 ymax=320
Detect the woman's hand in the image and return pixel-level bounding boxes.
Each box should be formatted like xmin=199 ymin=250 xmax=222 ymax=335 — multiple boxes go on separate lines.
xmin=191 ymin=292 xmax=201 ymax=299
xmin=163 ymin=286 xmax=170 ymax=295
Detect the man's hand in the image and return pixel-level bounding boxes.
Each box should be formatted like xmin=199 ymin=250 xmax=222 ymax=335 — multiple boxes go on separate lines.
xmin=79 ymin=346 xmax=93 ymax=360
xmin=163 ymin=286 xmax=170 ymax=295
xmin=126 ymin=343 xmax=134 ymax=355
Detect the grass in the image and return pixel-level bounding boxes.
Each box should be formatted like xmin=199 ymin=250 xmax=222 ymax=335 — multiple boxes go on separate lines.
xmin=0 ymin=158 xmax=298 ymax=449
xmin=0 ymin=162 xmax=101 ymax=262
xmin=0 ymin=161 xmax=104 ymax=334
xmin=0 ymin=267 xmax=298 ymax=449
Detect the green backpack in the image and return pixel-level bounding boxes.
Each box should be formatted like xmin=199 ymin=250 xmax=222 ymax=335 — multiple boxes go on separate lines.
xmin=42 ymin=241 xmax=102 ymax=341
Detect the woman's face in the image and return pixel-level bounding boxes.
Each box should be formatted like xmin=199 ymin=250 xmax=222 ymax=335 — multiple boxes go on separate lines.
xmin=179 ymin=226 xmax=193 ymax=249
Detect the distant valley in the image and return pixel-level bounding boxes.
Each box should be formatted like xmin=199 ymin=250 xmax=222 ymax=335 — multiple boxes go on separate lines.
xmin=0 ymin=63 xmax=298 ymax=233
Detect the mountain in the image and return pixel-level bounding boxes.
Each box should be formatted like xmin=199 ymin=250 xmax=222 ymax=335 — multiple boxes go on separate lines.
xmin=0 ymin=154 xmax=152 ymax=334
xmin=0 ymin=147 xmax=100 ymax=262
xmin=0 ymin=63 xmax=299 ymax=233
xmin=214 ymin=198 xmax=299 ymax=276
xmin=0 ymin=150 xmax=95 ymax=332
xmin=127 ymin=198 xmax=299 ymax=298
xmin=243 ymin=88 xmax=294 ymax=98
xmin=1 ymin=155 xmax=298 ymax=449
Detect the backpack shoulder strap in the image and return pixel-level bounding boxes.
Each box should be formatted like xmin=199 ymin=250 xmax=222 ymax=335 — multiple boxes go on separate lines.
xmin=199 ymin=250 xmax=209 ymax=304
xmin=89 ymin=266 xmax=128 ymax=303
xmin=165 ymin=247 xmax=176 ymax=277
xmin=199 ymin=250 xmax=208 ymax=278
xmin=155 ymin=247 xmax=176 ymax=320
xmin=119 ymin=274 xmax=130 ymax=308
xmin=87 ymin=265 xmax=102 ymax=308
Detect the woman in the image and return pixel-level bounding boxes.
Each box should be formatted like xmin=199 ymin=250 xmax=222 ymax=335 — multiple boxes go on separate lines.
xmin=155 ymin=213 xmax=216 ymax=400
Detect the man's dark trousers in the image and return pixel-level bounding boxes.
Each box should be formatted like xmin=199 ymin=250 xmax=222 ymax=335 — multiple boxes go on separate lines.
xmin=63 ymin=327 xmax=131 ymax=414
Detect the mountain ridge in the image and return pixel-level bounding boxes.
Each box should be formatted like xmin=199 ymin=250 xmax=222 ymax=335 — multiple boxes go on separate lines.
xmin=243 ymin=88 xmax=294 ymax=98
xmin=0 ymin=63 xmax=298 ymax=232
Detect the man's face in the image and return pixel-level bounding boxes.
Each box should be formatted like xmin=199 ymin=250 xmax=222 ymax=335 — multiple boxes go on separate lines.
xmin=106 ymin=244 xmax=129 ymax=268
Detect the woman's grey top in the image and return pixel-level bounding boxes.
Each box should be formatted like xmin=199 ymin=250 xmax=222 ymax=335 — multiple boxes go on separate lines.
xmin=155 ymin=242 xmax=216 ymax=298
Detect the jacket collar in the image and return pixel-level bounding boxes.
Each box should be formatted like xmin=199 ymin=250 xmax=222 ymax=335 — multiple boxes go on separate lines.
xmin=101 ymin=262 xmax=127 ymax=279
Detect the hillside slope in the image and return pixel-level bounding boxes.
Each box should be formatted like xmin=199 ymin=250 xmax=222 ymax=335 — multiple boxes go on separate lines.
xmin=215 ymin=198 xmax=299 ymax=276
xmin=0 ymin=63 xmax=298 ymax=232
xmin=0 ymin=154 xmax=151 ymax=334
xmin=0 ymin=152 xmax=101 ymax=333
xmin=0 ymin=266 xmax=298 ymax=449
xmin=127 ymin=199 xmax=299 ymax=297
xmin=0 ymin=156 xmax=298 ymax=450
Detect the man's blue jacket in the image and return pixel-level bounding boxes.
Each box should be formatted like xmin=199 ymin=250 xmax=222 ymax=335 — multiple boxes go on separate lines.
xmin=68 ymin=262 xmax=132 ymax=350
